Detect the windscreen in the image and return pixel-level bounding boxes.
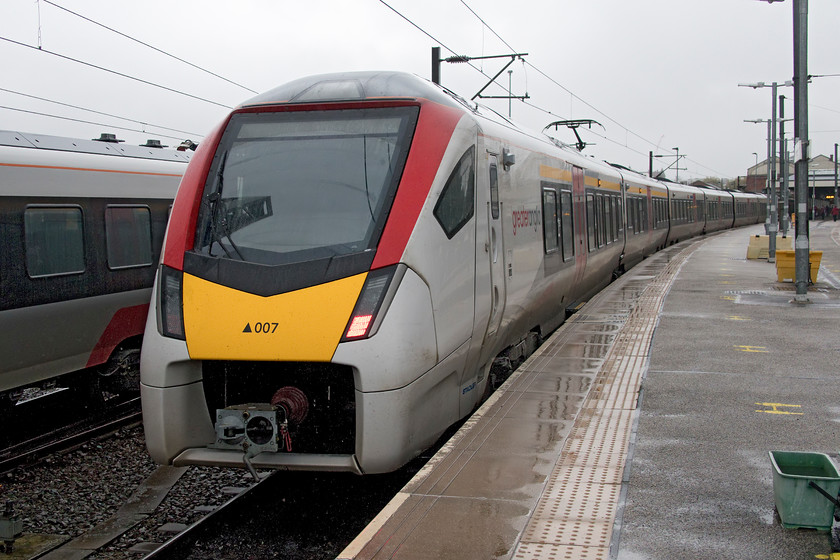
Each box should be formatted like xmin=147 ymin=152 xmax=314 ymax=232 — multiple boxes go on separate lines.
xmin=194 ymin=106 xmax=418 ymax=265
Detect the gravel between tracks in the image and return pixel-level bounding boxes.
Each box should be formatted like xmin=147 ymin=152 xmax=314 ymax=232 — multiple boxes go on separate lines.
xmin=0 ymin=425 xmax=255 ymax=559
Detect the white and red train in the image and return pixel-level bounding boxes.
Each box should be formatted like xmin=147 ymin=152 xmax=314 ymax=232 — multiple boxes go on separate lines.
xmin=140 ymin=71 xmax=765 ymax=475
xmin=0 ymin=131 xmax=188 ymax=417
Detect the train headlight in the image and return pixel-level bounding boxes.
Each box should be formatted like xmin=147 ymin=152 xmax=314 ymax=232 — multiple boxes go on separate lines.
xmin=341 ymin=265 xmax=399 ymax=341
xmin=158 ymin=265 xmax=185 ymax=340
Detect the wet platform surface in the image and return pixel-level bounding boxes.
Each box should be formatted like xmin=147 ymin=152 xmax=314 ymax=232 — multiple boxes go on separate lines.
xmin=339 ymin=221 xmax=840 ymax=560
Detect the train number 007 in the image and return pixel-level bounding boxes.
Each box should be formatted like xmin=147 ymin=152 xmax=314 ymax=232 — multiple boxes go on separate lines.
xmin=253 ymin=322 xmax=279 ymax=333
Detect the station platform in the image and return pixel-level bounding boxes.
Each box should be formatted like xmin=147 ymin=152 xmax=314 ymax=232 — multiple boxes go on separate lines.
xmin=338 ymin=220 xmax=840 ymax=560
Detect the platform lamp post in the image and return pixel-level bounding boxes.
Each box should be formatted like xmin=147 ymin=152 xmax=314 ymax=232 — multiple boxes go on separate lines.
xmin=740 ymin=82 xmax=791 ymax=261
xmin=757 ymin=0 xmax=810 ymax=300
xmin=744 ymin=118 xmax=774 ymax=244
xmin=834 ymin=143 xmax=838 ymax=212
xmin=779 ymin=96 xmax=791 ymax=235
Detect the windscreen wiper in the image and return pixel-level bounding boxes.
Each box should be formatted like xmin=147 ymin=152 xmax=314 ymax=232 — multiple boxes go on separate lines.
xmin=206 ymin=150 xmax=244 ymax=260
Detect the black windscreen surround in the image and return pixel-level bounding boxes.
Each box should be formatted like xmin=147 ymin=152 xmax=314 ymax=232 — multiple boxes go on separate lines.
xmin=189 ymin=106 xmax=418 ymax=296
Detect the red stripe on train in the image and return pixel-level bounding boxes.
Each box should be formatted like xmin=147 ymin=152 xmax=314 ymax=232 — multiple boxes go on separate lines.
xmin=371 ymin=102 xmax=463 ymax=268
xmin=86 ymin=304 xmax=150 ymax=368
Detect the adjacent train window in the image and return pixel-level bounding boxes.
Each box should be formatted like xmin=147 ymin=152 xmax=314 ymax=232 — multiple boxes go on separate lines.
xmin=542 ymin=189 xmax=559 ymax=253
xmin=105 ymin=206 xmax=153 ymax=269
xmin=24 ymin=206 xmax=85 ymax=278
xmin=434 ymin=146 xmax=475 ymax=239
xmin=560 ymin=191 xmax=574 ymax=260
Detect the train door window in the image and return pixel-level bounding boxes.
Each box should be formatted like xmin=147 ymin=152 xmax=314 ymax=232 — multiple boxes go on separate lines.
xmin=653 ymin=200 xmax=660 ymax=230
xmin=434 ymin=146 xmax=475 ymax=239
xmin=560 ymin=190 xmax=574 ymax=260
xmin=652 ymin=200 xmax=658 ymax=229
xmin=602 ymin=195 xmax=612 ymax=244
xmin=632 ymin=199 xmax=638 ymax=232
xmin=105 ymin=206 xmax=153 ymax=269
xmin=586 ymin=193 xmax=596 ymax=252
xmin=24 ymin=206 xmax=85 ymax=278
xmin=632 ymin=198 xmax=640 ymax=233
xmin=542 ymin=189 xmax=559 ymax=253
xmin=638 ymin=199 xmax=643 ymax=232
xmin=489 ymin=160 xmax=500 ymax=220
xmin=615 ymin=197 xmax=623 ymax=236
xmin=613 ymin=197 xmax=621 ymax=240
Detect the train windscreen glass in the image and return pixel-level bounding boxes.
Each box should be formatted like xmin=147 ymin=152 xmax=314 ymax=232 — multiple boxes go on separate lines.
xmin=194 ymin=106 xmax=418 ymax=265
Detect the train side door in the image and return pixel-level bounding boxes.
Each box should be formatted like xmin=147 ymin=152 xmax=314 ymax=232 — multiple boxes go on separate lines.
xmin=571 ymin=166 xmax=587 ymax=289
xmin=484 ymin=154 xmax=506 ymax=340
xmin=463 ymin=149 xmax=506 ymax=413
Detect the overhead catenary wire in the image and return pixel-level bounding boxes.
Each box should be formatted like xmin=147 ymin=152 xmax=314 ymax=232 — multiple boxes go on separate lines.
xmin=0 ymin=86 xmax=202 ymax=137
xmin=0 ymin=104 xmax=192 ymax=142
xmin=458 ymin=1 xmax=676 ymax=154
xmin=42 ymin=0 xmax=259 ymax=95
xmin=0 ymin=36 xmax=233 ymax=110
xmin=377 ymin=0 xmax=492 ymax=82
xmin=454 ymin=0 xmax=726 ymax=179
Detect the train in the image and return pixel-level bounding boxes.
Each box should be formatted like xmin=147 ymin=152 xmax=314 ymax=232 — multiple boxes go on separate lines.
xmin=0 ymin=130 xmax=189 ymax=425
xmin=139 ymin=71 xmax=766 ymax=476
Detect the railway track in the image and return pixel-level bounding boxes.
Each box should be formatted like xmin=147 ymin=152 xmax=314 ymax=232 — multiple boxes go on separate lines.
xmin=0 ymin=396 xmax=141 ymax=474
xmin=140 ymin=466 xmax=429 ymax=560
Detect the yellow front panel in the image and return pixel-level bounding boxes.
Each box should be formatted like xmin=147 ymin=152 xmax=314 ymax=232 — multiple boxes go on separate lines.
xmin=182 ymin=272 xmax=367 ymax=361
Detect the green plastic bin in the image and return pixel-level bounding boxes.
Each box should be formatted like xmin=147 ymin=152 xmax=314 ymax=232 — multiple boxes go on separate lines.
xmin=769 ymin=450 xmax=840 ymax=531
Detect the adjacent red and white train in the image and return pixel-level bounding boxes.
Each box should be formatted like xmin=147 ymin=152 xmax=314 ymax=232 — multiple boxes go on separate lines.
xmin=0 ymin=131 xmax=188 ymax=418
xmin=140 ymin=71 xmax=766 ymax=475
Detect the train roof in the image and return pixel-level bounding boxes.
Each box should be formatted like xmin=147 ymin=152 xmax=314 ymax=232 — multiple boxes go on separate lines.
xmin=238 ymin=71 xmax=469 ymax=112
xmin=0 ymin=130 xmax=193 ymax=163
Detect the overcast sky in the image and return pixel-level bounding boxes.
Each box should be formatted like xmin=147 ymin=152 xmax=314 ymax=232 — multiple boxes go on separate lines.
xmin=1 ymin=0 xmax=839 ymax=181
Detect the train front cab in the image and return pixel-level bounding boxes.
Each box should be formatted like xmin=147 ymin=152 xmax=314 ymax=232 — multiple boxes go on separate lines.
xmin=141 ymin=73 xmax=517 ymax=474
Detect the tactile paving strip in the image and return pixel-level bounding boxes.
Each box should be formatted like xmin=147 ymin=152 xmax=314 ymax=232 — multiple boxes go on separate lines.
xmin=512 ymin=242 xmax=700 ymax=560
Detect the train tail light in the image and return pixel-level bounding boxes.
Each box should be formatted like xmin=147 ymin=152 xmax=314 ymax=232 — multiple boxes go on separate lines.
xmin=341 ymin=265 xmax=400 ymax=342
xmin=158 ymin=265 xmax=185 ymax=340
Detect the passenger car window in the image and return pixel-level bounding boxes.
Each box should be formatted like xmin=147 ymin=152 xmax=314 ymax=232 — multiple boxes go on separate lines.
xmin=105 ymin=206 xmax=153 ymax=269
xmin=542 ymin=189 xmax=558 ymax=253
xmin=24 ymin=206 xmax=85 ymax=277
xmin=434 ymin=146 xmax=475 ymax=239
